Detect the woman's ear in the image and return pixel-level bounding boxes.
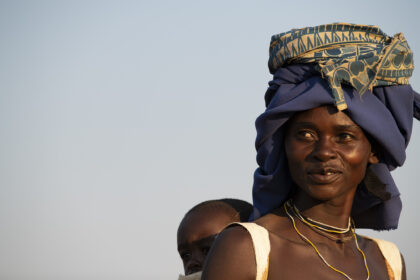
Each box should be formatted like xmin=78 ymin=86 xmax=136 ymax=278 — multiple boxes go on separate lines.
xmin=366 ymin=136 xmax=380 ymax=165
xmin=368 ymin=150 xmax=379 ymax=164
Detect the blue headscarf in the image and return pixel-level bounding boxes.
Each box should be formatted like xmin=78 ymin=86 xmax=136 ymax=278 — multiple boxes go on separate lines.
xmin=251 ymin=24 xmax=420 ymax=229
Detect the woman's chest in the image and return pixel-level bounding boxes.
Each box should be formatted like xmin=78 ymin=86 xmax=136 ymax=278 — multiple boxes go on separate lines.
xmin=266 ymin=238 xmax=390 ymax=280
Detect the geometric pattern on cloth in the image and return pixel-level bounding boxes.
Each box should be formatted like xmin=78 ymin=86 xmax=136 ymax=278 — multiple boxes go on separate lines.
xmin=269 ymin=23 xmax=414 ymax=110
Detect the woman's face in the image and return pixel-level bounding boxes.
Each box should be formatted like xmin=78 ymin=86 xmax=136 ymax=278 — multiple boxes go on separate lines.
xmin=284 ymin=106 xmax=378 ymax=202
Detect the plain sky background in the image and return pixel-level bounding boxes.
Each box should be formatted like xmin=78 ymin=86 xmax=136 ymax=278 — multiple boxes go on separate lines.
xmin=0 ymin=1 xmax=419 ymax=279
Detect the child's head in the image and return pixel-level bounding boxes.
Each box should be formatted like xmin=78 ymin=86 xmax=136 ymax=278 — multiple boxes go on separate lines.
xmin=177 ymin=199 xmax=253 ymax=275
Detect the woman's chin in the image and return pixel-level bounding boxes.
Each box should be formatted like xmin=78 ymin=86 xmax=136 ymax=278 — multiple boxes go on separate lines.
xmin=303 ymin=186 xmax=346 ymax=202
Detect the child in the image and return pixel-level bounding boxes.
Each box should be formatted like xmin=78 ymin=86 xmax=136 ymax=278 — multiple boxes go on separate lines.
xmin=177 ymin=198 xmax=253 ymax=280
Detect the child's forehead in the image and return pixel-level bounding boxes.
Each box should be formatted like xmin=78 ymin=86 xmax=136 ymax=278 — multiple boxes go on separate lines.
xmin=183 ymin=206 xmax=234 ymax=227
xmin=177 ymin=208 xmax=236 ymax=243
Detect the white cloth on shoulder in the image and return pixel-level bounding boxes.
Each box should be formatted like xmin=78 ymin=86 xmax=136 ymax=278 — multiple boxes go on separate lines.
xmin=231 ymin=222 xmax=270 ymax=280
xmin=234 ymin=222 xmax=402 ymax=280
xmin=363 ymin=236 xmax=403 ymax=280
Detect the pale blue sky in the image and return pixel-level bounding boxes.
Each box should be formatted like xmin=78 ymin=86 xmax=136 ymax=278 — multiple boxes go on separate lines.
xmin=0 ymin=1 xmax=419 ymax=279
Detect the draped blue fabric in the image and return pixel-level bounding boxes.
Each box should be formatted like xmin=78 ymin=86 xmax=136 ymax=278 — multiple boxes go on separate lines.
xmin=251 ymin=64 xmax=420 ymax=230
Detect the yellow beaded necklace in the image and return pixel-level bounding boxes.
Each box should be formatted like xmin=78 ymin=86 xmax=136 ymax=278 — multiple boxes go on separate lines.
xmin=291 ymin=202 xmax=351 ymax=234
xmin=284 ymin=202 xmax=370 ymax=280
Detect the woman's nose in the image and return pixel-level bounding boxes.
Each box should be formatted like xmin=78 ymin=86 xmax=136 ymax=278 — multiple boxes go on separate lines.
xmin=311 ymin=137 xmax=337 ymax=161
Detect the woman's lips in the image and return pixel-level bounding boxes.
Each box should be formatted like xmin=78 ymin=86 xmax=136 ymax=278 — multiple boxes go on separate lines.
xmin=307 ymin=168 xmax=342 ymax=184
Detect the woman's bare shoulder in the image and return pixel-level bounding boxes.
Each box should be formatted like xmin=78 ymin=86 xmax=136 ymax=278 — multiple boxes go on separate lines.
xmin=254 ymin=211 xmax=292 ymax=239
xmin=201 ymin=225 xmax=256 ymax=280
xmin=357 ymin=235 xmax=406 ymax=279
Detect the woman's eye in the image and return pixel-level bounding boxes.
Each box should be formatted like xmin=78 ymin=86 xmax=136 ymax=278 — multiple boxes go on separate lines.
xmin=338 ymin=133 xmax=354 ymax=141
xmin=297 ymin=130 xmax=314 ymax=140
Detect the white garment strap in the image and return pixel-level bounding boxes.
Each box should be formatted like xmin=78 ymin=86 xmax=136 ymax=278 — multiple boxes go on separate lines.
xmin=362 ymin=236 xmax=402 ymax=280
xmin=371 ymin=238 xmax=402 ymax=280
xmin=232 ymin=222 xmax=270 ymax=280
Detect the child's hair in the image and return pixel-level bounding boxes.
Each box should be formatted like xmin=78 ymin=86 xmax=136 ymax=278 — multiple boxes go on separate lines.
xmin=184 ymin=198 xmax=253 ymax=222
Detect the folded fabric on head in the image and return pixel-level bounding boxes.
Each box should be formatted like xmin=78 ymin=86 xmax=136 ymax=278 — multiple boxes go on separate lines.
xmin=252 ymin=23 xmax=420 ymax=230
xmin=269 ymin=23 xmax=414 ymax=110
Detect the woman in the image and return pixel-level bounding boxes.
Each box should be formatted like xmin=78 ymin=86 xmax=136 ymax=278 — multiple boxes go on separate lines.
xmin=202 ymin=23 xmax=419 ymax=280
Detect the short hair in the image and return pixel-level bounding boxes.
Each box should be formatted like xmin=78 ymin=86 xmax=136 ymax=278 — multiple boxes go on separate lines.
xmin=184 ymin=198 xmax=253 ymax=222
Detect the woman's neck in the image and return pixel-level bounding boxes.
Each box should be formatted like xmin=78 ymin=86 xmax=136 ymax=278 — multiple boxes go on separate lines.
xmin=292 ymin=191 xmax=355 ymax=229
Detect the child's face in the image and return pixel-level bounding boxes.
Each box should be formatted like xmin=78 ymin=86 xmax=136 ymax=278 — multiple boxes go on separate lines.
xmin=177 ymin=208 xmax=235 ymax=275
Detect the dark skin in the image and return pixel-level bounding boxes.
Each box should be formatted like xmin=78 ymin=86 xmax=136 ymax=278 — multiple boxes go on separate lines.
xmin=177 ymin=207 xmax=238 ymax=275
xmin=202 ymin=106 xmax=406 ymax=280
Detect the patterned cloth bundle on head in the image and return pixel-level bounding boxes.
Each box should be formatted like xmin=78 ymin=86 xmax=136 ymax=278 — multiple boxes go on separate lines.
xmin=252 ymin=23 xmax=420 ymax=230
xmin=268 ymin=23 xmax=414 ymax=110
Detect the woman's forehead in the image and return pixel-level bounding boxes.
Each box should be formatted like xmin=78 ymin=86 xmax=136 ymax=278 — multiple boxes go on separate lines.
xmin=288 ymin=106 xmax=359 ymax=127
